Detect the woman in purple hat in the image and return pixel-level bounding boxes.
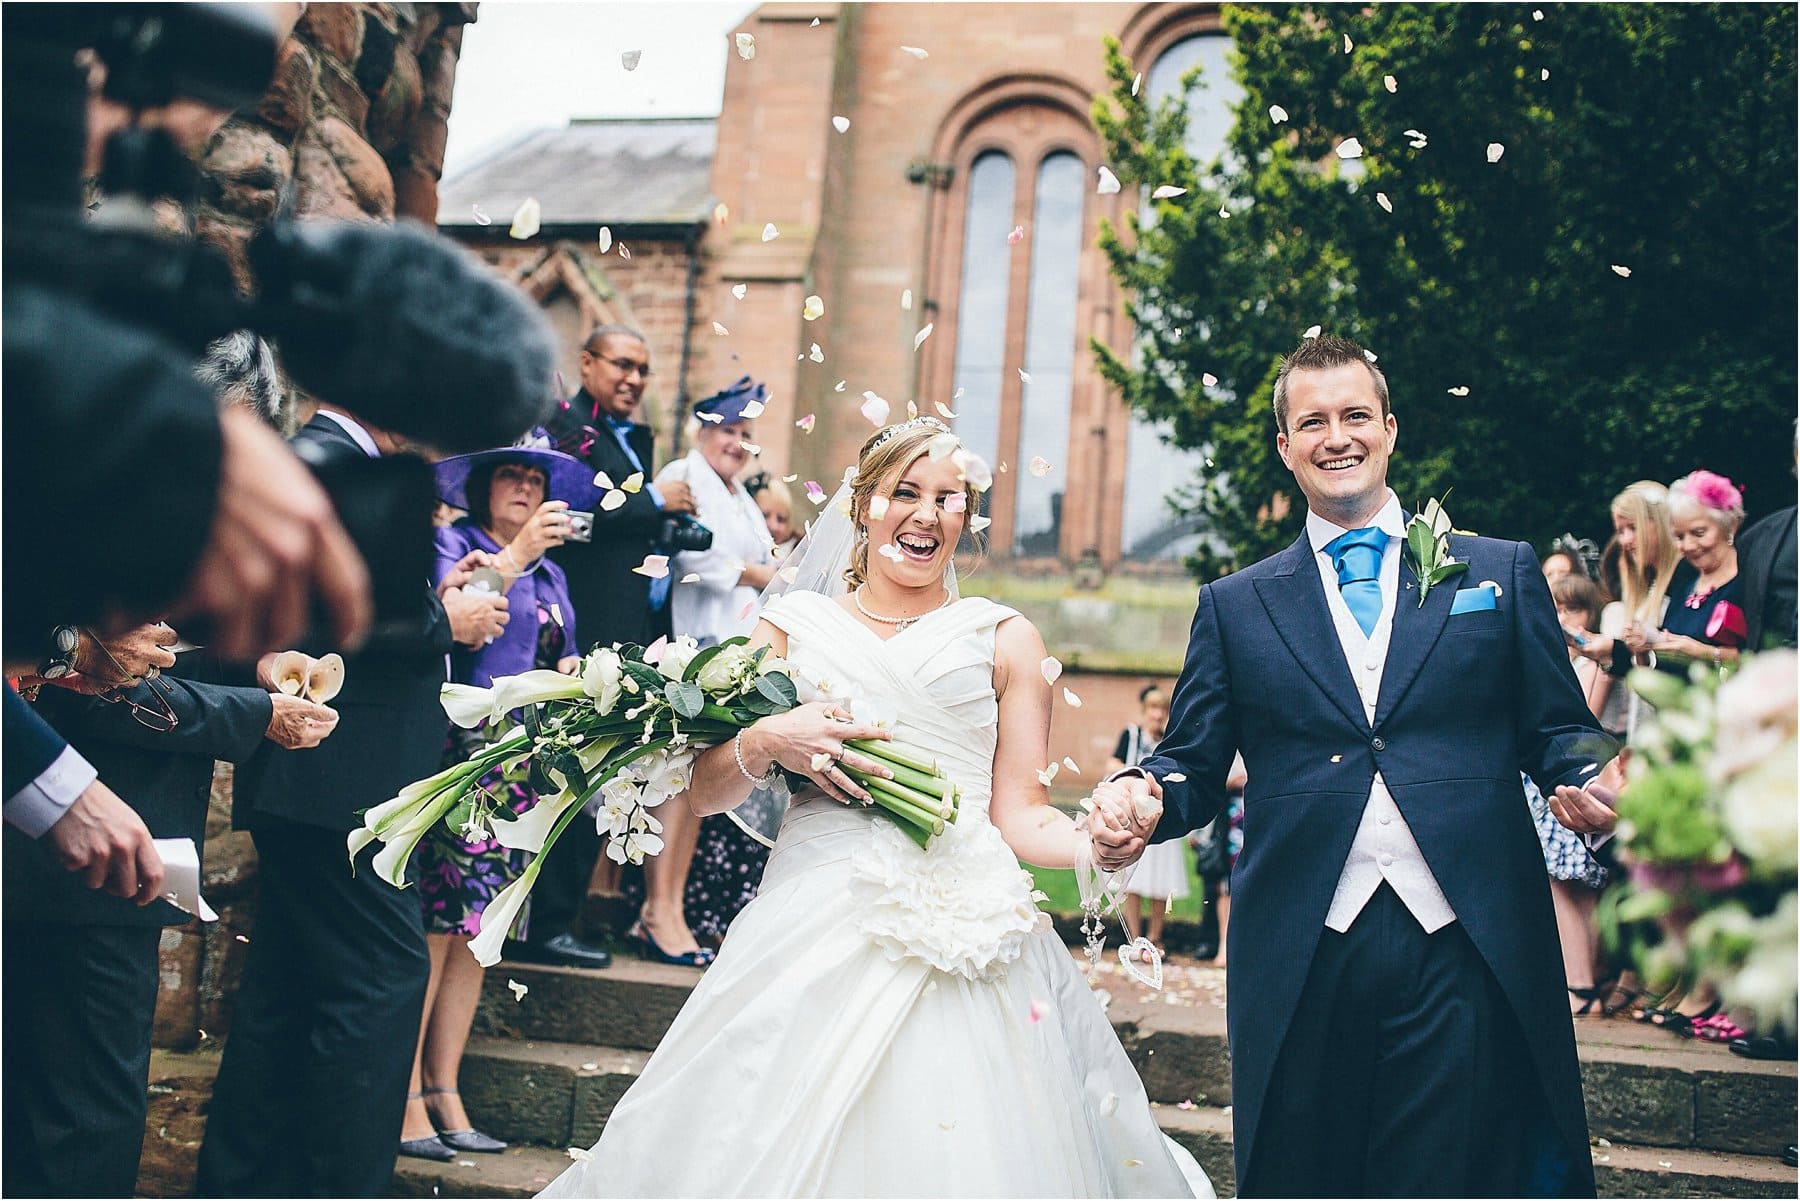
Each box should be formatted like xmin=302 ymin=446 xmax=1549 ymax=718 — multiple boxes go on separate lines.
xmin=397 ymin=438 xmax=598 ymax=1162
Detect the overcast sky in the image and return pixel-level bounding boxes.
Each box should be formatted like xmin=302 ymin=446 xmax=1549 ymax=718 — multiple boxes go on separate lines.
xmin=444 ymin=2 xmax=755 ymax=178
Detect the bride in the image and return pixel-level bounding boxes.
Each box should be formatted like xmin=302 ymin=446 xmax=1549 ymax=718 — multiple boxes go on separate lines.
xmin=540 ymin=418 xmax=1213 ymax=1198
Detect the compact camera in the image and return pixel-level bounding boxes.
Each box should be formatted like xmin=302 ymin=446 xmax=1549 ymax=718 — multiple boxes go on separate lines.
xmin=565 ymin=510 xmax=595 ymax=543
xmin=658 ymin=514 xmax=714 ymax=554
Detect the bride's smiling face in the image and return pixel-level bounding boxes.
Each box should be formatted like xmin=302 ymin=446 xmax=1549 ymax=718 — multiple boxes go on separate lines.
xmin=862 ymin=454 xmax=968 ymax=588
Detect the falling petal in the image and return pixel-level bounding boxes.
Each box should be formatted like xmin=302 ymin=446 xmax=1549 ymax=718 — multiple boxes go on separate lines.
xmin=944 ymin=492 xmax=967 ymax=514
xmin=1364 ymin=349 xmax=1379 ymax=363
xmin=808 ymin=342 xmax=824 ymax=362
xmin=1218 ymin=206 xmax=1231 ymax=219
xmin=1202 ymin=372 xmax=1218 ymax=387
xmin=1131 ymin=72 xmax=1143 ymax=97
xmin=1447 ymin=385 xmax=1471 ymax=396
xmin=1164 ymin=771 xmax=1188 ymax=783
xmin=803 ymin=294 xmax=825 ymax=321
xmin=900 ymin=45 xmax=929 ymax=59
xmin=832 ymin=115 xmax=850 ymax=133
xmin=1303 ymin=324 xmax=1322 ymax=338
xmin=1037 ymin=763 xmax=1059 ymax=785
xmin=782 ymin=474 xmax=799 ymax=483
xmin=1018 ymin=368 xmax=1032 ymax=384
xmin=1269 ymin=103 xmax=1289 ymax=124
xmin=860 ymin=392 xmax=891 ymax=426
xmin=593 ymin=470 xmax=615 ymax=490
xmin=796 ymin=413 xmax=816 ymax=432
xmin=633 ymin=555 xmax=671 ymax=579
xmin=1335 ymin=137 xmax=1363 ymax=160
xmin=1062 ymin=687 xmax=1083 ymax=708
xmin=740 ymin=400 xmax=766 ymax=421
xmin=734 ymin=32 xmax=756 ymax=59
xmin=1611 ymin=264 xmax=1632 ymax=278
xmin=1028 ymin=456 xmax=1052 ymax=478
xmin=917 ymin=432 xmax=956 ymax=462
xmin=621 ymin=49 xmax=642 ymax=71
xmin=1384 ymin=74 xmax=1397 ymax=93
xmin=568 ymin=1147 xmax=594 ymax=1162
xmin=1100 ymin=1092 xmax=1120 ymax=1116
xmin=913 ymin=323 xmax=934 ymax=350
xmin=801 ymin=482 xmax=828 ymax=507
xmin=1486 ymin=142 xmax=1505 ymax=163
xmin=1533 ymin=8 xmax=1544 ymax=18
xmin=811 ymin=752 xmax=834 ymax=772
xmin=761 ymin=222 xmax=779 ymax=242
xmin=1123 ymin=1159 xmax=1143 ymax=1168
xmin=731 ymin=283 xmax=747 ymax=300
xmin=712 ymin=321 xmax=730 ymax=336
xmin=471 ymin=203 xmax=492 ymax=226
xmin=934 ymin=402 xmax=958 ymax=419
xmin=1063 ymin=756 xmax=1080 ymax=774
xmin=697 ymin=411 xmax=725 ymax=424
xmin=713 ymin=201 xmax=729 ymax=225
xmin=1151 ymin=185 xmax=1187 ymax=199
xmin=1403 ymin=128 xmax=1428 ymax=149
xmin=877 ymin=542 xmax=905 ymax=562
xmin=680 ymin=573 xmax=701 ymax=584
xmin=952 ymin=449 xmax=994 ymax=491
xmin=601 ymin=489 xmax=627 ymax=512
xmin=1376 ymin=192 xmax=1393 ymax=212
xmin=1007 ymin=225 xmax=1026 ymax=244
xmin=834 ymin=380 xmax=846 ymax=392
xmin=510 ymin=197 xmax=542 ymax=239
xmin=620 ymin=245 xmax=631 ymax=260
xmin=868 ymin=496 xmax=890 ymax=521
xmin=901 ymin=289 xmax=914 ymax=310
xmin=1028 ymin=999 xmax=1050 ymax=1023
xmin=1096 ymin=165 xmax=1122 ymax=195
xmin=508 ymin=978 xmax=529 ymax=1001
xmin=970 ymin=514 xmax=993 ymax=532
xmin=1177 ymin=1099 xmax=1196 ymax=1110
xmin=1040 ymin=656 xmax=1063 ymax=684
xmin=1342 ymin=33 xmax=1353 ymax=52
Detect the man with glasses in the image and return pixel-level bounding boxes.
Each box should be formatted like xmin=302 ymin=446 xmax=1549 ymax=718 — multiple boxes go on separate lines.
xmin=528 ymin=325 xmax=698 ymax=969
xmin=3 ymin=621 xmax=337 ymax=1197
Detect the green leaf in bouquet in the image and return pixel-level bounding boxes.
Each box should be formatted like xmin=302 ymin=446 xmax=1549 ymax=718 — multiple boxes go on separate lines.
xmin=665 ymin=679 xmax=704 ymax=719
xmin=622 ymin=660 xmax=665 ymax=695
xmin=1615 ymin=887 xmax=1674 ymax=924
xmin=683 ymin=643 xmax=728 ymax=683
xmin=755 ymin=671 xmax=798 ymax=709
xmin=739 ymin=691 xmax=788 ymax=717
xmin=546 ymin=749 xmax=587 ymax=795
xmin=445 ymin=796 xmax=474 ymax=837
xmin=522 ymin=704 xmax=543 ymax=744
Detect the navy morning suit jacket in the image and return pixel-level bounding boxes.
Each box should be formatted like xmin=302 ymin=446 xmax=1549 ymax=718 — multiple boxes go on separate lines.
xmin=1141 ymin=530 xmax=1615 ymax=1190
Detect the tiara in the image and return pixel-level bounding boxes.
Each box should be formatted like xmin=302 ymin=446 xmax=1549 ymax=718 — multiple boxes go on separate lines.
xmin=868 ymin=415 xmax=953 ymax=453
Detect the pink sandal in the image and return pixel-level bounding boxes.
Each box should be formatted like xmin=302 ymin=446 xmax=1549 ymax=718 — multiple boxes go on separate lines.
xmin=1693 ymin=1012 xmax=1749 ymax=1043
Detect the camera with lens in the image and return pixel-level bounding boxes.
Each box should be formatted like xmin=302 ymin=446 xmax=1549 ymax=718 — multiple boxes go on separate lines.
xmin=658 ymin=514 xmax=715 ymax=554
xmin=564 ymin=510 xmax=595 ymax=544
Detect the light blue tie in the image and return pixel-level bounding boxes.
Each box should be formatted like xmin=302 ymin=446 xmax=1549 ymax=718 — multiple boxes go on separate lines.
xmin=1324 ymin=526 xmax=1386 ymax=638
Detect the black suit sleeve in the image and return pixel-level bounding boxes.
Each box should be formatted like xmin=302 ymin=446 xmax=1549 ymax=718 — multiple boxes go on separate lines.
xmin=37 ymin=677 xmax=272 ymax=765
xmin=1507 ymin=541 xmax=1619 ymax=793
xmin=1138 ymin=582 xmax=1238 ymax=842
xmin=4 ymin=685 xmax=69 ymax=799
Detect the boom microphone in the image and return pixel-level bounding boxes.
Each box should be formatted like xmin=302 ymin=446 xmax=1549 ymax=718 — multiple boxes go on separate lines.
xmin=248 ymin=218 xmax=558 ymax=454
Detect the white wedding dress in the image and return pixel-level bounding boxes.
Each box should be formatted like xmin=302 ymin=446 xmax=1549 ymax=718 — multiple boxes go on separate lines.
xmin=540 ymin=593 xmax=1213 ymax=1198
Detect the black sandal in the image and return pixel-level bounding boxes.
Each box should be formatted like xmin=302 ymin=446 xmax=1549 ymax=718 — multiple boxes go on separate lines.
xmin=1568 ymin=986 xmax=1608 ymax=1017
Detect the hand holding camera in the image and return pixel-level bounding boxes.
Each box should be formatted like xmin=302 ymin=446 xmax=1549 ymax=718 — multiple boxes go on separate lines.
xmin=504 ymin=500 xmax=573 ymax=567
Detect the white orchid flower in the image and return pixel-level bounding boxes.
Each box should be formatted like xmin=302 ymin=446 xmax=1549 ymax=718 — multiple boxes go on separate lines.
xmin=467 ymin=863 xmax=541 ymax=966
xmin=489 ymin=788 xmax=583 ymax=854
xmin=441 ymin=670 xmax=587 ymax=729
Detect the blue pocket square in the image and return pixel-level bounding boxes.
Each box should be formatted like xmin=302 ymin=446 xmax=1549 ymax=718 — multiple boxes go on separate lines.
xmin=1450 ymin=585 xmax=1499 ymax=615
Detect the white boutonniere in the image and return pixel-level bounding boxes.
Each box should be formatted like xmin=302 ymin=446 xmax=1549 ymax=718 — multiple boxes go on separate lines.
xmin=1403 ymin=494 xmax=1470 ymax=607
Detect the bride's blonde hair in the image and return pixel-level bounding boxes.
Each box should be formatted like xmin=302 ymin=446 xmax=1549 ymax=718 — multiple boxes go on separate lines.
xmin=842 ymin=419 xmax=985 ymax=591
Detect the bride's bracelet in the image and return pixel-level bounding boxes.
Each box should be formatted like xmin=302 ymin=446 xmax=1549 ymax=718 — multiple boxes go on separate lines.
xmin=733 ymin=731 xmax=780 ymax=786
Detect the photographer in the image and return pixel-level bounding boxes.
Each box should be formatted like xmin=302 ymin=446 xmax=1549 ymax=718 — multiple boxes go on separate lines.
xmin=531 ymin=324 xmax=697 ymax=969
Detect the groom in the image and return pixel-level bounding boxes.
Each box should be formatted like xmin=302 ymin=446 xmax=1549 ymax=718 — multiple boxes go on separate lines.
xmin=1103 ymin=335 xmax=1618 ymax=1197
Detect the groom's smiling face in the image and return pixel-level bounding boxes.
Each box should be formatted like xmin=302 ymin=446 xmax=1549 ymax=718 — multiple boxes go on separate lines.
xmin=1276 ymin=362 xmax=1398 ymax=524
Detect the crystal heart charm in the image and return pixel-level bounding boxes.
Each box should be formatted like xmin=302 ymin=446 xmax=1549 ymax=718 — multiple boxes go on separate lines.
xmin=1116 ymin=937 xmax=1163 ymax=990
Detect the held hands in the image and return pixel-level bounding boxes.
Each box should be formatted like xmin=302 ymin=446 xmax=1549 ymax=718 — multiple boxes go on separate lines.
xmin=264 ymin=693 xmax=339 ymax=749
xmin=437 ymin=548 xmax=498 ymax=596
xmin=43 ymin=779 xmax=165 ymax=904
xmin=746 ymin=702 xmax=893 ymax=806
xmin=506 ymin=500 xmax=573 ymax=564
xmin=1549 ymin=752 xmax=1629 ymax=836
xmin=657 ymin=479 xmax=698 ymax=516
xmin=1085 ymin=775 xmax=1162 ymax=872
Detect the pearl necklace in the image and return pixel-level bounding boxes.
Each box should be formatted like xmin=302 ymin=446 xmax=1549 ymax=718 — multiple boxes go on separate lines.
xmin=853 ymin=586 xmax=951 ymax=631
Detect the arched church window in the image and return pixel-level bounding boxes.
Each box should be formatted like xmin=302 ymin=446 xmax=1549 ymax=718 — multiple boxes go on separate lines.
xmin=948 ymin=151 xmax=1017 ymax=479
xmin=1013 ymin=151 xmax=1085 ymax=557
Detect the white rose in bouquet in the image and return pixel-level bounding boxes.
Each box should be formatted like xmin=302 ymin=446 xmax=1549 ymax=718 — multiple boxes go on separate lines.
xmin=1719 ymin=745 xmax=1799 ymax=873
xmin=1727 ymin=894 xmax=1798 ymax=1035
xmin=697 ymin=643 xmax=754 ymax=694
xmin=1710 ymin=650 xmax=1798 ymax=786
xmin=583 ymin=647 xmax=626 ymax=714
xmin=658 ymin=635 xmax=702 ymax=681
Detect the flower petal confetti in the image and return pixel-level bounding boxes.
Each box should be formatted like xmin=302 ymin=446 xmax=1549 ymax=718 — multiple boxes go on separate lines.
xmin=1533 ymin=8 xmax=1544 ymax=18
xmin=1018 ymin=368 xmax=1032 ymax=385
xmin=1151 ymin=185 xmax=1187 ymax=200
xmin=568 ymin=1147 xmax=594 ymax=1162
xmin=1202 ymin=372 xmax=1219 ymax=387
xmin=1342 ymin=33 xmax=1353 ymax=52
xmin=471 ymin=204 xmax=492 ymax=226
xmin=681 ymin=573 xmax=701 ymax=584
xmin=621 ymin=49 xmax=642 ymax=71
xmin=1062 ymin=687 xmax=1083 ymax=708
xmin=860 ymin=392 xmax=891 ymax=426
xmin=731 ymin=283 xmax=747 ymax=300
xmin=877 ymin=542 xmax=905 ymax=562
xmin=804 ymin=481 xmax=827 ymax=504
xmin=1403 ymin=128 xmax=1428 ymax=149
xmin=901 ymin=289 xmax=914 ymax=310
xmin=1335 ymin=137 xmax=1364 ymax=160
xmin=803 ymin=294 xmax=825 ymax=321
xmin=1008 ymin=225 xmax=1026 ymax=244
xmin=935 ymin=402 xmax=958 ymax=419
xmin=1376 ymin=192 xmax=1393 ymax=212
xmin=1037 ymin=763 xmax=1059 ymax=786
xmin=601 ymin=489 xmax=627 ymax=512
xmin=1028 ymin=999 xmax=1050 ymax=1024
xmin=761 ymin=222 xmax=779 ymax=242
xmin=1063 ymin=756 xmax=1080 ymax=774
xmin=509 ymin=197 xmax=541 ymax=239
xmin=1384 ymin=74 xmax=1398 ymax=93
xmin=619 ymin=244 xmax=632 ymax=260
xmin=834 ymin=380 xmax=847 ymax=392
xmin=1541 ymin=68 xmax=1551 ymax=81
xmin=913 ymin=323 xmax=934 ymax=350
xmin=944 ymin=493 xmax=967 ymax=514
xmin=1040 ymin=656 xmax=1063 ymax=684
xmin=507 ymin=978 xmax=529 ymax=1001
xmin=1096 ymin=165 xmax=1122 ymax=195
xmin=1269 ymin=104 xmax=1289 ymax=124
xmin=900 ymin=45 xmax=929 ymax=59
xmin=734 ymin=32 xmax=756 ymax=59
xmin=952 ymin=449 xmax=994 ymax=490
xmin=921 ymin=432 xmax=958 ymax=461
xmin=868 ymin=496 xmax=890 ymax=521
xmin=796 ymin=413 xmax=816 ymax=432
xmin=1611 ymin=264 xmax=1632 ymax=278
xmin=740 ymin=400 xmax=766 ymax=420
xmin=1028 ymin=456 xmax=1053 ymax=478
xmin=832 ymin=115 xmax=850 ymax=133
xmin=1303 ymin=324 xmax=1323 ymax=338
xmin=1163 ymin=772 xmax=1188 ymax=782
xmin=593 ymin=470 xmax=615 ymax=490
xmin=633 ymin=554 xmax=671 ymax=579
xmin=712 ymin=321 xmax=730 ymax=336
xmin=970 ymin=515 xmax=992 ymax=532
xmin=811 ymin=753 xmax=834 ymax=772
xmin=1099 ymin=1092 xmax=1120 ymax=1116
xmin=1447 ymin=385 xmax=1471 ymax=396
xmin=1486 ymin=142 xmax=1505 ymax=163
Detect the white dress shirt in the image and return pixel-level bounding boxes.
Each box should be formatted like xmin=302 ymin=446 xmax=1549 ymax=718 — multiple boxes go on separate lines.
xmin=1308 ymin=491 xmax=1458 ymax=935
xmin=658 ymin=449 xmax=775 ymax=645
xmin=4 ymin=743 xmax=99 ymax=837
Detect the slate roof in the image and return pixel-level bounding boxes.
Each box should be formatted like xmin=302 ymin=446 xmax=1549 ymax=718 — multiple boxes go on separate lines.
xmin=438 ymin=117 xmax=717 ymax=230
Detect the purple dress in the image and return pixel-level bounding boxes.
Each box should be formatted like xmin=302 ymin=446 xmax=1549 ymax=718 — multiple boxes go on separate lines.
xmin=416 ymin=520 xmax=579 ymax=938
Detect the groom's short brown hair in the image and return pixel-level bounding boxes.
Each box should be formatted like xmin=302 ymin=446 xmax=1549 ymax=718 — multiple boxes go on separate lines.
xmin=1271 ymin=334 xmax=1390 ymax=433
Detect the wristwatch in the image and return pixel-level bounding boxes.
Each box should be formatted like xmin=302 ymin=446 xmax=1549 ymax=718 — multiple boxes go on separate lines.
xmin=38 ymin=625 xmax=82 ymax=680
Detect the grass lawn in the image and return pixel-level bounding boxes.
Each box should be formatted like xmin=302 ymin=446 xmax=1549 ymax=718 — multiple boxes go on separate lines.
xmin=1027 ymin=849 xmax=1210 ymax=920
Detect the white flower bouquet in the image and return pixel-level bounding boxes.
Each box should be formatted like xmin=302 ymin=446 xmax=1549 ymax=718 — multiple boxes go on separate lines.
xmin=350 ymin=634 xmax=960 ymax=965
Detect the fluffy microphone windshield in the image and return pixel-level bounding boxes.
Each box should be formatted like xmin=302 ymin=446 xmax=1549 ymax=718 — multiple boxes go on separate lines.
xmin=249 ymin=218 xmax=557 ymax=453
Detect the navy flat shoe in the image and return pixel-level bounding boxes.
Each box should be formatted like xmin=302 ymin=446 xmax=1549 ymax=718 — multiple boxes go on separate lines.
xmin=629 ymin=920 xmax=715 ymax=967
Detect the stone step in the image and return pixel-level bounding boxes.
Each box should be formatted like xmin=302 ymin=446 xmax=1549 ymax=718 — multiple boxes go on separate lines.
xmin=475 ymin=953 xmax=1797 ymax=1159
xmin=142 ymin=1044 xmax=1794 ymax=1199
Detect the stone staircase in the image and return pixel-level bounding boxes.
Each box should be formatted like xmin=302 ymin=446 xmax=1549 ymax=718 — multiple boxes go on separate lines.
xmin=140 ymin=952 xmax=1797 ymax=1199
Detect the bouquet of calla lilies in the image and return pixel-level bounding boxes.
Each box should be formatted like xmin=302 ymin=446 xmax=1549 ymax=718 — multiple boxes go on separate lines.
xmin=350 ymin=634 xmax=961 ymax=965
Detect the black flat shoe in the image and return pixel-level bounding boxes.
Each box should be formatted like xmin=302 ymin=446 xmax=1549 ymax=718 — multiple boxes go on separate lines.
xmin=1729 ymin=1034 xmax=1799 ymax=1061
xmin=398 ymin=1136 xmax=455 ymax=1162
xmin=437 ymin=1127 xmax=508 ymax=1153
xmin=531 ymin=931 xmax=613 ymax=969
xmin=629 ymin=920 xmax=714 ymax=967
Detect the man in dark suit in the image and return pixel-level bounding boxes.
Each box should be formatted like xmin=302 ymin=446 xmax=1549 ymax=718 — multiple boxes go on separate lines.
xmin=1102 ymin=336 xmax=1620 ymax=1197
xmin=196 ymin=404 xmax=507 ymax=1197
xmin=3 ymin=646 xmax=323 ymax=1197
xmin=1736 ymin=501 xmax=1796 ymax=651
xmin=528 ymin=325 xmax=699 ymax=968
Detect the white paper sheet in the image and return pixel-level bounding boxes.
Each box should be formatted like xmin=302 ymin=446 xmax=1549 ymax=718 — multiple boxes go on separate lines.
xmin=153 ymin=837 xmax=218 ymax=921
